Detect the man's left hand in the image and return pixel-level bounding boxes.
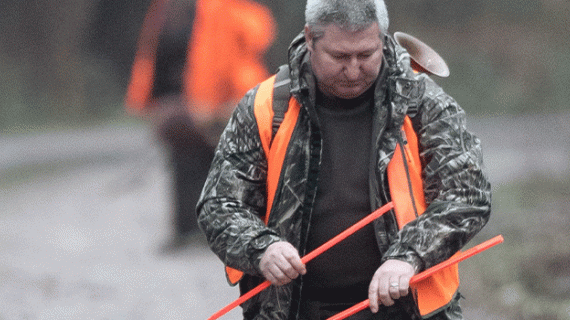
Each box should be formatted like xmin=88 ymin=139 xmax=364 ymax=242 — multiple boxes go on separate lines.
xmin=368 ymin=259 xmax=415 ymax=313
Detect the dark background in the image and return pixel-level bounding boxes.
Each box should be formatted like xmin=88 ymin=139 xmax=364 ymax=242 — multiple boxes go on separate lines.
xmin=1 ymin=0 xmax=569 ymax=131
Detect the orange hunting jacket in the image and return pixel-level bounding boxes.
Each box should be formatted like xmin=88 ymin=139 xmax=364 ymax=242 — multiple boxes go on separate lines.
xmin=125 ymin=0 xmax=276 ymax=120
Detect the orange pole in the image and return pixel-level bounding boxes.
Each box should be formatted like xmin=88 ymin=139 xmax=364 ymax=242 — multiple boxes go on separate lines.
xmin=207 ymin=202 xmax=395 ymax=320
xmin=326 ymin=235 xmax=505 ymax=320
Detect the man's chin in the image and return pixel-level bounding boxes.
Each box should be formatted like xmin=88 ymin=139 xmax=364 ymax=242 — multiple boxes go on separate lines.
xmin=320 ymin=83 xmax=369 ymax=99
xmin=335 ymin=87 xmax=366 ymax=99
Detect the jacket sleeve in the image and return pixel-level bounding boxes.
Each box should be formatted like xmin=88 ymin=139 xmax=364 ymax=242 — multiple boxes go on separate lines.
xmin=383 ymin=76 xmax=492 ymax=272
xmin=196 ymin=88 xmax=281 ymax=276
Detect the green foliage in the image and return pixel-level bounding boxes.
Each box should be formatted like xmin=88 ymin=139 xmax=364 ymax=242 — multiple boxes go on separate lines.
xmin=462 ymin=175 xmax=570 ymax=319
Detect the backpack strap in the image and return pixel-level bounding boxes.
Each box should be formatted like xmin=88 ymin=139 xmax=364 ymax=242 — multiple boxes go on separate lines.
xmin=270 ymin=65 xmax=292 ymax=143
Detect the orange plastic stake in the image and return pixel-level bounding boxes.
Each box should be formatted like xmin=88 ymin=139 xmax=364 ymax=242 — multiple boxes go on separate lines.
xmin=327 ymin=235 xmax=505 ymax=320
xmin=207 ymin=202 xmax=395 ymax=320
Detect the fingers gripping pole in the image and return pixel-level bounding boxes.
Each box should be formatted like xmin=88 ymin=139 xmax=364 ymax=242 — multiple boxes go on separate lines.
xmin=327 ymin=235 xmax=505 ymax=320
xmin=207 ymin=202 xmax=395 ymax=320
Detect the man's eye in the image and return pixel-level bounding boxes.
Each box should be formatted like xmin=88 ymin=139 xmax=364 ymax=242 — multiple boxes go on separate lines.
xmin=332 ymin=54 xmax=349 ymax=60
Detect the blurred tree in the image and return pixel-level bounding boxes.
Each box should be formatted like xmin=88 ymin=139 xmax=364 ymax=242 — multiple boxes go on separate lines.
xmin=84 ymin=0 xmax=152 ymax=87
xmin=2 ymin=0 xmax=569 ymax=131
xmin=256 ymin=0 xmax=306 ymax=72
xmin=1 ymin=0 xmax=98 ymax=130
xmin=81 ymin=0 xmax=151 ymax=122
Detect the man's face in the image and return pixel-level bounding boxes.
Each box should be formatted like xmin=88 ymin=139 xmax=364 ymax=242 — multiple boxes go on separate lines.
xmin=305 ymin=22 xmax=383 ymax=99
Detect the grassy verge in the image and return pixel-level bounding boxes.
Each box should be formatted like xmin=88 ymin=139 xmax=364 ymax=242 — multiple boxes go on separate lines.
xmin=461 ymin=175 xmax=570 ymax=319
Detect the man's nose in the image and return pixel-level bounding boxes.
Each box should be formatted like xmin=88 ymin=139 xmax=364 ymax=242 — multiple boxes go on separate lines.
xmin=344 ymin=58 xmax=360 ymax=80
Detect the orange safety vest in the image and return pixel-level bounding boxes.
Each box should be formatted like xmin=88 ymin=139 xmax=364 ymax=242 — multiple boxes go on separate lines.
xmin=125 ymin=0 xmax=276 ymax=119
xmin=227 ymin=72 xmax=460 ymax=317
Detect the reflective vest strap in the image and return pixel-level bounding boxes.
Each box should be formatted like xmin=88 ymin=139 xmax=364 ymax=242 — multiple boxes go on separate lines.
xmin=254 ymin=69 xmax=299 ymax=223
xmin=264 ymin=98 xmax=300 ymax=223
xmin=225 ymin=75 xmax=300 ymax=286
xmin=387 ymin=116 xmax=426 ymax=228
xmin=224 ymin=75 xmax=276 ymax=286
xmin=387 ymin=116 xmax=459 ymax=317
xmin=253 ymin=75 xmax=277 ymax=158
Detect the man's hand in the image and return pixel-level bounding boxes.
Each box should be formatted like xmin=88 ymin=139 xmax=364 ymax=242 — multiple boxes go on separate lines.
xmin=259 ymin=241 xmax=306 ymax=286
xmin=368 ymin=259 xmax=415 ymax=313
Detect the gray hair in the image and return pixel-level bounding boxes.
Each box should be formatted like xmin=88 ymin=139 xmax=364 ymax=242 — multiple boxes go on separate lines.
xmin=305 ymin=0 xmax=389 ymax=34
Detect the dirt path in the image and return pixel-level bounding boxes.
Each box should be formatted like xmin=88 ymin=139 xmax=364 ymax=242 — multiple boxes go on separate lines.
xmin=0 ymin=131 xmax=240 ymax=319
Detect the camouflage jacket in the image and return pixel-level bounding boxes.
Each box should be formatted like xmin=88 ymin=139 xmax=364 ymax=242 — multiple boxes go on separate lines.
xmin=197 ymin=32 xmax=491 ymax=320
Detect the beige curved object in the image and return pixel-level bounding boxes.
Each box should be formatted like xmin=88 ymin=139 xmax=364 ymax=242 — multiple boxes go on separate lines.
xmin=394 ymin=31 xmax=450 ymax=77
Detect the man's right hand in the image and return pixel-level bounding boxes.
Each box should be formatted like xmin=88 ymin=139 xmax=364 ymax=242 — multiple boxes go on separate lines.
xmin=259 ymin=241 xmax=306 ymax=286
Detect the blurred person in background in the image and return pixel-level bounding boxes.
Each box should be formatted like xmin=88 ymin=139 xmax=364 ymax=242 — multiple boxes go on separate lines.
xmin=125 ymin=0 xmax=276 ymax=252
xmin=197 ymin=0 xmax=491 ymax=318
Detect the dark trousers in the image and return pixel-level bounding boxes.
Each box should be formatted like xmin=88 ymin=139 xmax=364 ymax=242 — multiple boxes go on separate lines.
xmin=161 ymin=114 xmax=216 ymax=236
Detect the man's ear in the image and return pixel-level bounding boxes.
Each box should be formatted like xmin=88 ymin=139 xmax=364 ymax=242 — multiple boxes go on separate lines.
xmin=304 ymin=25 xmax=314 ymax=53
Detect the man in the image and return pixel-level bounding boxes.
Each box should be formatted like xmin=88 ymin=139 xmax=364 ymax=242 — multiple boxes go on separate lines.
xmin=125 ymin=0 xmax=275 ymax=251
xmin=197 ymin=0 xmax=491 ymax=319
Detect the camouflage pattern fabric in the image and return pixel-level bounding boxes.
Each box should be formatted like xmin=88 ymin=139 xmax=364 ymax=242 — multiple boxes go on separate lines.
xmin=197 ymin=31 xmax=491 ymax=320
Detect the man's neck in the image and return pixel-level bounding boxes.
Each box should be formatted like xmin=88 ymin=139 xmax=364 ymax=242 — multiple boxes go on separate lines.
xmin=317 ymin=84 xmax=375 ymax=112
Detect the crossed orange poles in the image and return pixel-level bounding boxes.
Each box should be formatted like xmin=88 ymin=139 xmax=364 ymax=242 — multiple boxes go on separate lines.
xmin=208 ymin=202 xmax=394 ymax=320
xmin=207 ymin=201 xmax=503 ymax=320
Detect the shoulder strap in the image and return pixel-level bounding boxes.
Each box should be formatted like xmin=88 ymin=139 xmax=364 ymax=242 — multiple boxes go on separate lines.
xmin=270 ymin=65 xmax=291 ymax=142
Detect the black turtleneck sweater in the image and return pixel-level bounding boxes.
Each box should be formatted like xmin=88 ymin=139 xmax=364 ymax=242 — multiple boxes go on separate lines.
xmin=302 ymin=85 xmax=383 ymax=303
